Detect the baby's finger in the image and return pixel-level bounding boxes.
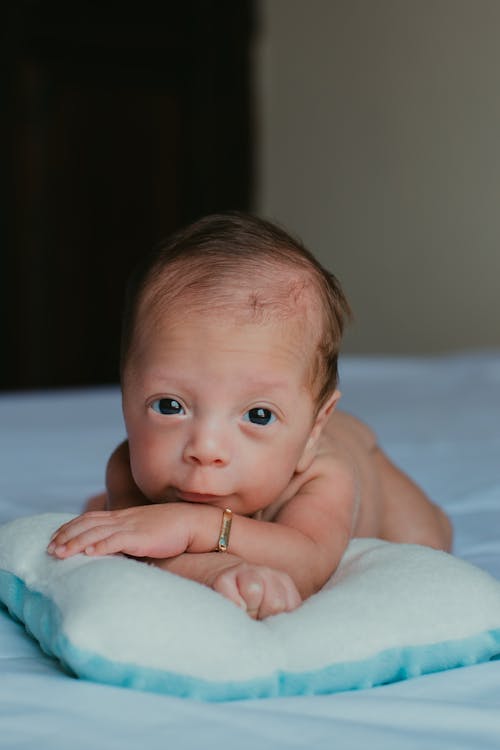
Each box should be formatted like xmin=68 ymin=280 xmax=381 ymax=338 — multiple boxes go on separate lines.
xmin=48 ymin=524 xmax=122 ymax=558
xmin=49 ymin=510 xmax=119 ymax=539
xmin=48 ymin=513 xmax=116 ymax=547
xmin=283 ymin=580 xmax=302 ymax=612
xmin=236 ymin=570 xmax=265 ymax=619
xmin=83 ymin=531 xmax=141 ymax=557
xmin=261 ymin=587 xmax=288 ymax=618
xmin=49 ymin=526 xmax=79 ymax=547
xmin=212 ymin=572 xmax=247 ymax=611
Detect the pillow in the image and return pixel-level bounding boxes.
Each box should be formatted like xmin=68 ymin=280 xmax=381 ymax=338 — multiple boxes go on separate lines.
xmin=1 ymin=513 xmax=500 ymax=701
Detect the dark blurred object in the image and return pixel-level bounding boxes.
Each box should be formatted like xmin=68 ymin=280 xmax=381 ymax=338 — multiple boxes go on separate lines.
xmin=0 ymin=0 xmax=254 ymax=390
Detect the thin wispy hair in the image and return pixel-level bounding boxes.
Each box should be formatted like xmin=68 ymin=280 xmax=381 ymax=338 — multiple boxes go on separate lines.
xmin=120 ymin=212 xmax=351 ymax=408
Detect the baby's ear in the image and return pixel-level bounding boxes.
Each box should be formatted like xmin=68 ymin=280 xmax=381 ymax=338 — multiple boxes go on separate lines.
xmin=296 ymin=390 xmax=341 ymax=473
xmin=314 ymin=389 xmax=341 ymax=434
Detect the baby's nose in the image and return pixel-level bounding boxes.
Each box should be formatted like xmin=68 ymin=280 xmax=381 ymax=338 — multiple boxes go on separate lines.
xmin=183 ymin=425 xmax=230 ymax=467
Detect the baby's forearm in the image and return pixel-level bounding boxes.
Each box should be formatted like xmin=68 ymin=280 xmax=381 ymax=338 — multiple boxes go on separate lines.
xmin=223 ymin=516 xmax=346 ymax=598
xmin=182 ymin=505 xmax=348 ymax=599
xmin=151 ymin=551 xmax=243 ymax=588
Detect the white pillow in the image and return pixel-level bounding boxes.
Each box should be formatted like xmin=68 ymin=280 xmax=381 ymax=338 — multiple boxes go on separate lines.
xmin=1 ymin=513 xmax=500 ymax=701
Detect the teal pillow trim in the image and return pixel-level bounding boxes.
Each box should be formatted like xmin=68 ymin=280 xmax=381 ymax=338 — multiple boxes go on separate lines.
xmin=2 ymin=569 xmax=500 ymax=701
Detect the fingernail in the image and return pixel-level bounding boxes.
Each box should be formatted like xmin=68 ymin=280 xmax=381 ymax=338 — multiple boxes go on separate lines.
xmin=248 ymin=582 xmax=263 ymax=594
xmin=47 ymin=543 xmax=54 ymax=554
xmin=85 ymin=545 xmax=95 ymax=555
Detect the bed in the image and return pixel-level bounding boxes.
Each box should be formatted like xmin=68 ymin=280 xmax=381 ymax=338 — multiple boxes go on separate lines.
xmin=1 ymin=350 xmax=499 ymax=749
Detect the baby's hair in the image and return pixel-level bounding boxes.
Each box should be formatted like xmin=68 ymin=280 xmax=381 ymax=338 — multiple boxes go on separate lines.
xmin=120 ymin=212 xmax=351 ymax=408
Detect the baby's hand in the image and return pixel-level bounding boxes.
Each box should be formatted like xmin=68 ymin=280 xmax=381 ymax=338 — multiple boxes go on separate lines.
xmin=210 ymin=562 xmax=302 ymax=620
xmin=47 ymin=505 xmax=192 ymax=560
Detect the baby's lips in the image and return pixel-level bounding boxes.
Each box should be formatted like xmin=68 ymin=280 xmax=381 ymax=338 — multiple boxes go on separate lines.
xmin=176 ymin=490 xmax=225 ymax=503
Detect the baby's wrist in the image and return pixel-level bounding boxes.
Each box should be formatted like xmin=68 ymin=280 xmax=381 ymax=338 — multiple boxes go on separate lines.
xmin=186 ymin=503 xmax=231 ymax=554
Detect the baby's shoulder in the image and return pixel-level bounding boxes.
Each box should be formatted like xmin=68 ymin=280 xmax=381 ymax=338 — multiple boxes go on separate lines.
xmin=257 ymin=412 xmax=377 ymax=523
xmin=302 ymin=410 xmax=379 ymax=492
xmin=322 ymin=410 xmax=378 ymax=453
xmin=260 ymin=438 xmax=359 ymax=523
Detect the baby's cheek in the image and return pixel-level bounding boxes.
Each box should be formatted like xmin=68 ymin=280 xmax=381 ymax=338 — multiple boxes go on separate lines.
xmin=129 ymin=446 xmax=167 ymax=499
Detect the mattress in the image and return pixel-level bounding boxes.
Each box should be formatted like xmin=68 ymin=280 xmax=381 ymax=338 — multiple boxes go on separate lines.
xmin=1 ymin=350 xmax=499 ymax=749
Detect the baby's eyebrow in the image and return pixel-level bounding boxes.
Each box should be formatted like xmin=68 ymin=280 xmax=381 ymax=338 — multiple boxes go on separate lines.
xmin=243 ymin=377 xmax=296 ymax=395
xmin=145 ymin=371 xmax=291 ymax=394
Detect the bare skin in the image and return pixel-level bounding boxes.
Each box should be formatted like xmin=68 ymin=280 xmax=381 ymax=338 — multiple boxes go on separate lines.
xmin=48 ymin=315 xmax=452 ymax=620
xmin=51 ymin=413 xmax=451 ymax=619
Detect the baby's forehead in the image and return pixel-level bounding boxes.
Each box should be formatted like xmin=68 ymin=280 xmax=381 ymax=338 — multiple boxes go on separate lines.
xmin=128 ymin=309 xmax=316 ymax=401
xmin=138 ymin=296 xmax=318 ymax=356
xmin=138 ymin=262 xmax=322 ymax=327
xmin=124 ymin=260 xmax=327 ymax=389
xmin=131 ymin=278 xmax=321 ymax=371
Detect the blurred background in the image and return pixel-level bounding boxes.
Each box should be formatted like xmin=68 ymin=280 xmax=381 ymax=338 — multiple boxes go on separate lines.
xmin=1 ymin=0 xmax=499 ymax=391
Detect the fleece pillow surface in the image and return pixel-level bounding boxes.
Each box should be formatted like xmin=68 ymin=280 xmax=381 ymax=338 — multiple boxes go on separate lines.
xmin=1 ymin=513 xmax=500 ymax=701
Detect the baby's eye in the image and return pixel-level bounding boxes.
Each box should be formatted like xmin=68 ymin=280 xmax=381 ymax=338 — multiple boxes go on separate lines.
xmin=243 ymin=407 xmax=276 ymax=426
xmin=150 ymin=398 xmax=185 ymax=416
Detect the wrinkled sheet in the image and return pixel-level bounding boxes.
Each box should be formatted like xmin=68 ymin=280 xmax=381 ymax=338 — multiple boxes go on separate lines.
xmin=1 ymin=351 xmax=499 ymax=749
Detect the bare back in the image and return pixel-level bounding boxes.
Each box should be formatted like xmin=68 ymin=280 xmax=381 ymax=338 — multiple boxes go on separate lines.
xmin=320 ymin=412 xmax=451 ymax=549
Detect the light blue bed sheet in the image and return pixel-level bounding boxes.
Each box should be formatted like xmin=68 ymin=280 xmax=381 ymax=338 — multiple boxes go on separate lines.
xmin=1 ymin=351 xmax=500 ymax=749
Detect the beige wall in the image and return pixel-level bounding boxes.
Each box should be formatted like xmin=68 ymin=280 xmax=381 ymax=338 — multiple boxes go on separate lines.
xmin=255 ymin=0 xmax=500 ymax=353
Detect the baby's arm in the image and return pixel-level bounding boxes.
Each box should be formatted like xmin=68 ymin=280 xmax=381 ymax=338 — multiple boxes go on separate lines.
xmin=105 ymin=440 xmax=151 ymax=510
xmin=49 ymin=458 xmax=356 ymax=600
xmin=156 ymin=552 xmax=301 ymax=619
xmin=220 ymin=467 xmax=356 ymax=598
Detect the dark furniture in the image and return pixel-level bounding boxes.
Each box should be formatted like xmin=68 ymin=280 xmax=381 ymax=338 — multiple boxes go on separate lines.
xmin=1 ymin=1 xmax=254 ymax=389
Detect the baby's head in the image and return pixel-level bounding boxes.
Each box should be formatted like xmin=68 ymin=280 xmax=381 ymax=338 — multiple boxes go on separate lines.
xmin=120 ymin=212 xmax=351 ymax=513
xmin=121 ymin=212 xmax=351 ymax=410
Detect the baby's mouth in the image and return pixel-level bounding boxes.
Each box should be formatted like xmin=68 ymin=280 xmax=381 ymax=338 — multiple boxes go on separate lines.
xmin=161 ymin=485 xmax=235 ymax=506
xmin=173 ymin=489 xmax=227 ymax=504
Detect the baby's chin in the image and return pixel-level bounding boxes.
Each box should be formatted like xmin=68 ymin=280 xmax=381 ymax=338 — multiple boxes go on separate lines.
xmin=145 ymin=487 xmax=279 ymax=519
xmin=149 ymin=487 xmax=236 ymax=508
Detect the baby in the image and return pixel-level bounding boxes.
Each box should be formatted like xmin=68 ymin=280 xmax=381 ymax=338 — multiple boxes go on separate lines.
xmin=48 ymin=212 xmax=452 ymax=619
